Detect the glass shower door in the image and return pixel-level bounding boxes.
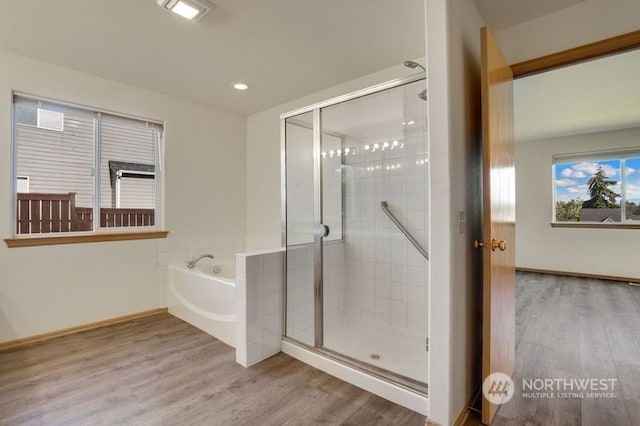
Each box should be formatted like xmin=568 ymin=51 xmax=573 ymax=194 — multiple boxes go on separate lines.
xmin=320 ymin=80 xmax=429 ymax=387
xmin=283 ymin=77 xmax=428 ymax=391
xmin=284 ymin=111 xmax=316 ymax=346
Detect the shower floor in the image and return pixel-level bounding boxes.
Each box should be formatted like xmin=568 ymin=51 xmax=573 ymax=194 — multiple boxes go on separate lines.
xmin=323 ymin=315 xmax=428 ymax=385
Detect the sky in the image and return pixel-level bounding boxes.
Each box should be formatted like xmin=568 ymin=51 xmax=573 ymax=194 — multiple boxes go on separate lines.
xmin=554 ymin=158 xmax=640 ymax=204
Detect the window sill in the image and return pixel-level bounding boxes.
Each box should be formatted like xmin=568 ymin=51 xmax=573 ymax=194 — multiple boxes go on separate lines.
xmin=4 ymin=230 xmax=169 ymax=248
xmin=550 ymin=222 xmax=640 ymax=229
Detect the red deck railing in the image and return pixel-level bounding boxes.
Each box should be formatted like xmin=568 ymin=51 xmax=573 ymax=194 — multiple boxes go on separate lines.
xmin=16 ymin=192 xmax=154 ymax=234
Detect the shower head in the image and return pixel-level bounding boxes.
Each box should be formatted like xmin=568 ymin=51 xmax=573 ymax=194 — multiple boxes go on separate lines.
xmin=403 ymin=60 xmax=426 ymax=72
xmin=418 ymin=90 xmax=427 ymax=102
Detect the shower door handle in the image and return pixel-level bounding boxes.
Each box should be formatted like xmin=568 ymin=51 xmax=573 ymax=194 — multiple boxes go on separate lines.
xmin=316 ymin=224 xmax=330 ymax=239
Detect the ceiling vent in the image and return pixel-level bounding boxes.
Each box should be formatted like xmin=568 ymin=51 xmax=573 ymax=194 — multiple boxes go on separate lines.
xmin=156 ymin=0 xmax=215 ymax=21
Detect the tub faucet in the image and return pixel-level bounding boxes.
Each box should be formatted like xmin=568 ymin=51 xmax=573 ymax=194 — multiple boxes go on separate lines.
xmin=187 ymin=254 xmax=215 ymax=270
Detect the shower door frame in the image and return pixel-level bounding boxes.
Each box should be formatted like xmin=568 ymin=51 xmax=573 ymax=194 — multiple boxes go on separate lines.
xmin=280 ymin=73 xmax=428 ymax=395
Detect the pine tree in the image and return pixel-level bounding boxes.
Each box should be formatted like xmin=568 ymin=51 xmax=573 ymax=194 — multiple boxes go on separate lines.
xmin=581 ymin=167 xmax=619 ymax=208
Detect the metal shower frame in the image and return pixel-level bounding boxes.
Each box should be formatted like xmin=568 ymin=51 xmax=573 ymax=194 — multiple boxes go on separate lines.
xmin=279 ymin=73 xmax=428 ymax=395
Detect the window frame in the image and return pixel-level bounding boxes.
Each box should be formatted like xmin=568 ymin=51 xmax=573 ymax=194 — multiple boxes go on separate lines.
xmin=5 ymin=92 xmax=167 ymax=247
xmin=552 ymin=148 xmax=640 ymax=228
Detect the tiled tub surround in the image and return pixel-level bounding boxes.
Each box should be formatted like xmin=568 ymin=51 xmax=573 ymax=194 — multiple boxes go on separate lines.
xmin=235 ymin=249 xmax=285 ymax=367
xmin=158 ymin=234 xmax=245 ymax=304
xmin=158 ymin=233 xmax=246 ymax=274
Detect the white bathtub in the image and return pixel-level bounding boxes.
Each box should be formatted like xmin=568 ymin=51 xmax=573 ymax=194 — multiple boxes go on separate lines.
xmin=168 ymin=263 xmax=236 ymax=347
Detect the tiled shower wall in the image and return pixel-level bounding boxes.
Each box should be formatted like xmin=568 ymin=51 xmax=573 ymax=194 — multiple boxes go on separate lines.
xmin=341 ymin=130 xmax=429 ymax=334
xmin=285 ymin=243 xmax=346 ymax=343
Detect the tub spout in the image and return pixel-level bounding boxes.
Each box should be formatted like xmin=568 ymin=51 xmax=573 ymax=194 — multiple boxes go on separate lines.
xmin=187 ymin=254 xmax=215 ymax=270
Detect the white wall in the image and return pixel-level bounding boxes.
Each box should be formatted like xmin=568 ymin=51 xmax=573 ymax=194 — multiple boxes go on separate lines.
xmin=426 ymin=0 xmax=484 ymax=424
xmin=516 ymin=127 xmax=640 ymax=279
xmin=427 ymin=1 xmax=640 ymax=423
xmin=494 ymin=0 xmax=640 ymax=64
xmin=0 ymin=50 xmax=247 ymax=342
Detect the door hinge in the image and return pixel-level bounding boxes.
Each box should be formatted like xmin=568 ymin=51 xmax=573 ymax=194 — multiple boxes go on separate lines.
xmin=426 ymin=337 xmax=429 ymax=352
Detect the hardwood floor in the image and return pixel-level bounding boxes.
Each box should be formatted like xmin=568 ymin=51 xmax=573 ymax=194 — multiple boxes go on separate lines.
xmin=490 ymin=272 xmax=640 ymax=426
xmin=0 ymin=313 xmax=426 ymax=425
xmin=3 ymin=272 xmax=636 ymax=425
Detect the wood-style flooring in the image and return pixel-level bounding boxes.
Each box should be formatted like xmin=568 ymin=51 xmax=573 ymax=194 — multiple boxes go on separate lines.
xmin=0 ymin=313 xmax=426 ymax=425
xmin=490 ymin=272 xmax=640 ymax=426
xmin=3 ymin=272 xmax=636 ymax=425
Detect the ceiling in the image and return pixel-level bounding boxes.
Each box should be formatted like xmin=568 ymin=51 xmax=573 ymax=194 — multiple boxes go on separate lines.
xmin=0 ymin=0 xmax=425 ymax=115
xmin=514 ymin=48 xmax=640 ymax=143
xmin=473 ymin=0 xmax=586 ymax=30
xmin=1 ymin=0 xmax=619 ymax=120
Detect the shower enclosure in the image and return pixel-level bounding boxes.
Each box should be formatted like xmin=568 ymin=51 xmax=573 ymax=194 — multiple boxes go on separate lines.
xmin=282 ymin=75 xmax=428 ymax=393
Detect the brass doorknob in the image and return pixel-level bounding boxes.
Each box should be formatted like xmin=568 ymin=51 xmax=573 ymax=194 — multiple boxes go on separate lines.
xmin=473 ymin=240 xmax=484 ymax=249
xmin=491 ymin=239 xmax=507 ymax=251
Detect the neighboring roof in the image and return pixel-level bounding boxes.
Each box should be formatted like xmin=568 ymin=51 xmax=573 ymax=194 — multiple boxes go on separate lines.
xmin=580 ymin=208 xmax=621 ymax=222
xmin=108 ymin=161 xmax=155 ymax=187
xmin=109 ymin=161 xmax=154 ymax=174
xmin=579 ymin=208 xmax=640 ymax=222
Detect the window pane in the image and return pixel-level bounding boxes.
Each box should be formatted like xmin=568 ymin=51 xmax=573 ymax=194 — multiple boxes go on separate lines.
xmin=100 ymin=115 xmax=156 ymax=228
xmin=555 ymin=159 xmax=621 ymax=222
xmin=15 ymin=104 xmax=95 ymax=234
xmin=15 ymin=104 xmax=37 ymax=126
xmin=37 ymin=108 xmax=64 ymax=131
xmin=625 ymin=157 xmax=640 ymax=222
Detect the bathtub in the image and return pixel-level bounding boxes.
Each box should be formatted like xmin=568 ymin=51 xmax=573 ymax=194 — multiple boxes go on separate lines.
xmin=168 ymin=262 xmax=236 ymax=347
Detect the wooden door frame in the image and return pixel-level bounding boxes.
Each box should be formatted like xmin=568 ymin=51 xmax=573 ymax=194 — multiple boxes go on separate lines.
xmin=510 ymin=29 xmax=640 ymax=78
xmin=474 ymin=27 xmax=640 ymax=425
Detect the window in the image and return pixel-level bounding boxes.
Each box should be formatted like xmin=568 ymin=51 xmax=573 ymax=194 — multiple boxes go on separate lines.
xmin=12 ymin=94 xmax=163 ymax=237
xmin=553 ymin=151 xmax=640 ymax=224
xmin=626 ymin=157 xmax=640 ymax=221
xmin=16 ymin=176 xmax=29 ymax=193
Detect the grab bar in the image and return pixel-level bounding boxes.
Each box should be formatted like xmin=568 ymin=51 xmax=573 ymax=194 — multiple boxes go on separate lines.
xmin=380 ymin=201 xmax=429 ymax=260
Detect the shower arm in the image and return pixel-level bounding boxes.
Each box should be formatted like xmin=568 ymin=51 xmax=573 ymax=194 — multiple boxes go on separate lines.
xmin=380 ymin=201 xmax=429 ymax=260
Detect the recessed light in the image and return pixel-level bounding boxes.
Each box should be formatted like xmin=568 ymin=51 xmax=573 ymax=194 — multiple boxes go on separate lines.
xmin=157 ymin=0 xmax=215 ymax=21
xmin=233 ymin=82 xmax=249 ymax=91
xmin=172 ymin=1 xmax=200 ymax=19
